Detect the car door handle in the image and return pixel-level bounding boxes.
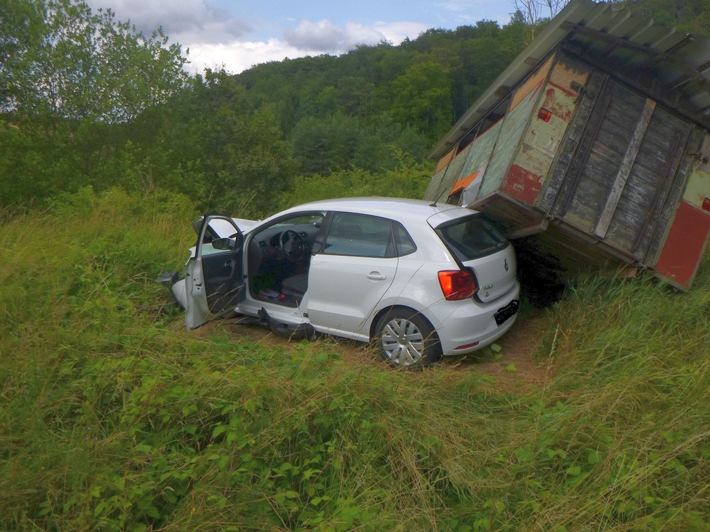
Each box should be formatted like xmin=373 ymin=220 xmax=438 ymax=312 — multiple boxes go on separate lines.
xmin=367 ymin=271 xmax=386 ymax=281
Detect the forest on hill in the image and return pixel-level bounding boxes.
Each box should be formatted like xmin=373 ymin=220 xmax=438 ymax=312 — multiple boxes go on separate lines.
xmin=2 ymin=0 xmax=709 ymax=216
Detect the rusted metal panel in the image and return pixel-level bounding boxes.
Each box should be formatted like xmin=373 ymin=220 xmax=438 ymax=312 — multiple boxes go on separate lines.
xmin=503 ymin=165 xmax=544 ymax=204
xmin=472 ymin=56 xmax=556 ymax=203
xmin=479 ymin=81 xmax=543 ymax=199
xmin=424 ymin=167 xmax=449 ymax=202
xmin=434 ymin=148 xmax=457 ymax=174
xmin=424 ymin=143 xmax=471 ymax=202
xmin=503 ymin=54 xmax=590 ymax=206
xmin=457 ymin=120 xmax=503 ymax=205
xmin=511 ymin=54 xmax=556 ymax=110
xmin=428 ymin=113 xmax=508 ymax=205
xmin=654 ymin=201 xmax=710 ymax=289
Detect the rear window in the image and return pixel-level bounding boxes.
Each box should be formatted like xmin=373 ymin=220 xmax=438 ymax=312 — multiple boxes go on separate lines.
xmin=436 ymin=214 xmax=508 ymax=261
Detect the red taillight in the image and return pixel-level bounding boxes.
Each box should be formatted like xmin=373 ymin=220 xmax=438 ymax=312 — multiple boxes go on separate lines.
xmin=438 ymin=270 xmax=477 ymax=301
xmin=703 ymin=197 xmax=710 ymax=212
xmin=538 ymin=108 xmax=552 ymax=122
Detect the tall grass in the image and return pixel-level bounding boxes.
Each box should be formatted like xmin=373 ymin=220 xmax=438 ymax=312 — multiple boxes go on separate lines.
xmin=0 ymin=188 xmax=707 ymax=529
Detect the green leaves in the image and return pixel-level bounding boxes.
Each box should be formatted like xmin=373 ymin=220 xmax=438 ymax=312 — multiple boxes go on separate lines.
xmin=1 ymin=0 xmax=187 ymax=123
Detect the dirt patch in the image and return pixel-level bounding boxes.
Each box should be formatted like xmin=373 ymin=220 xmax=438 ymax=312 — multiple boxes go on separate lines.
xmin=440 ymin=315 xmax=555 ymax=393
xmin=206 ymin=314 xmax=554 ymax=394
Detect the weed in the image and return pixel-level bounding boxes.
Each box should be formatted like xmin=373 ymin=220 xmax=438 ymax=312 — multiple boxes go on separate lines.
xmin=0 ymin=188 xmax=707 ymax=529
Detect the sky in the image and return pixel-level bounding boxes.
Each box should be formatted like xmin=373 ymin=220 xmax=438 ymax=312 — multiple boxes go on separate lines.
xmin=84 ymin=0 xmax=517 ymax=74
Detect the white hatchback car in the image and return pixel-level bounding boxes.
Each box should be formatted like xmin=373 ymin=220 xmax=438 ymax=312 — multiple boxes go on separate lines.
xmin=168 ymin=197 xmax=520 ymax=367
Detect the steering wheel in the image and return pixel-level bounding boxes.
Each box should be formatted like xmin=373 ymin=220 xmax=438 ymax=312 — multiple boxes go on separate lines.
xmin=279 ymin=230 xmax=305 ymax=260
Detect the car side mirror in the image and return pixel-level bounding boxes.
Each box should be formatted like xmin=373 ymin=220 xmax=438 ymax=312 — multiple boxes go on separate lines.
xmin=212 ymin=237 xmax=236 ymax=251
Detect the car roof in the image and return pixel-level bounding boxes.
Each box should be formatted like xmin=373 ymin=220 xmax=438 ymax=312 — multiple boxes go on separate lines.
xmin=283 ymin=197 xmax=477 ymax=226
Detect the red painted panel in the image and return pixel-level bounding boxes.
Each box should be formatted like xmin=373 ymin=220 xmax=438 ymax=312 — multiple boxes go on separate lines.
xmin=542 ymin=86 xmax=573 ymax=122
xmin=502 ymin=164 xmax=542 ymax=205
xmin=655 ymin=201 xmax=710 ymax=289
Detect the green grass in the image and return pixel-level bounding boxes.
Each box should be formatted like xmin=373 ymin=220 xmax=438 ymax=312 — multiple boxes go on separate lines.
xmin=0 ymin=188 xmax=708 ymax=530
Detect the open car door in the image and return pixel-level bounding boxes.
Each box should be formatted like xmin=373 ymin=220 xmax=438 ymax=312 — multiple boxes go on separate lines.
xmin=185 ymin=215 xmax=245 ymax=329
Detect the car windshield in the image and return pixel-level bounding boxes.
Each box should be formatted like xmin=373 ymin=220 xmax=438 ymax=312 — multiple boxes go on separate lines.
xmin=273 ymin=214 xmax=322 ymax=227
xmin=435 ymin=214 xmax=508 ymax=261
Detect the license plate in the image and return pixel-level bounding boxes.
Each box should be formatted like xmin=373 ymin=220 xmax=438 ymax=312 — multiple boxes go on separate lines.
xmin=494 ymin=299 xmax=519 ymax=326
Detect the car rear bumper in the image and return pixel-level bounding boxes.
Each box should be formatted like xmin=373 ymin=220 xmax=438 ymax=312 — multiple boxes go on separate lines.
xmin=432 ymin=282 xmax=521 ymax=356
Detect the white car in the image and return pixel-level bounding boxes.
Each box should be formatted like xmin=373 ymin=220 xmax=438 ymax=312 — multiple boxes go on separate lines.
xmin=167 ymin=197 xmax=520 ymax=367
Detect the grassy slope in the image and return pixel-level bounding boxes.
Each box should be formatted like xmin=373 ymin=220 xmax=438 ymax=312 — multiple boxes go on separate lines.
xmin=0 ymin=188 xmax=708 ymax=530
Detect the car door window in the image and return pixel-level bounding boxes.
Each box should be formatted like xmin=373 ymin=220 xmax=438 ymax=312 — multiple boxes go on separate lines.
xmin=393 ymin=222 xmax=417 ymax=256
xmin=323 ymin=213 xmax=394 ymax=257
xmin=200 ymin=219 xmax=240 ymax=255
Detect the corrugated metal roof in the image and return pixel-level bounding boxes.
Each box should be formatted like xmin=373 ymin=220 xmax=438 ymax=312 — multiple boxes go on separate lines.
xmin=430 ymin=0 xmax=710 ymax=159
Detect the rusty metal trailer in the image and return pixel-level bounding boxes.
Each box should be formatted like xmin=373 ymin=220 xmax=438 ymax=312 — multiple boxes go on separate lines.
xmin=426 ymin=0 xmax=710 ymax=290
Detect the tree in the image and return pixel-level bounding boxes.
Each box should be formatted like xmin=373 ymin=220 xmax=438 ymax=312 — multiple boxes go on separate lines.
xmin=389 ymin=59 xmax=452 ymax=140
xmin=513 ymin=0 xmax=569 ymax=41
xmin=0 ymin=0 xmax=189 ymax=207
xmin=623 ymin=0 xmax=710 ymax=34
xmin=0 ymin=0 xmax=188 ymax=124
xmin=124 ymin=69 xmax=296 ymax=216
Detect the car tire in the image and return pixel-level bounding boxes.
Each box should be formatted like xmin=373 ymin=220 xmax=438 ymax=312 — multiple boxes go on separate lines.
xmin=375 ymin=309 xmax=442 ymax=368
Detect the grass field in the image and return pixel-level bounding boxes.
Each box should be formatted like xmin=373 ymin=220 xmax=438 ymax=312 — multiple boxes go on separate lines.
xmin=1 ymin=188 xmax=708 ymax=530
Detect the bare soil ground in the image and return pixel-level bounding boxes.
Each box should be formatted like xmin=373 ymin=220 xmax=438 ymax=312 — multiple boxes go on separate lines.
xmin=208 ymin=313 xmax=555 ymax=395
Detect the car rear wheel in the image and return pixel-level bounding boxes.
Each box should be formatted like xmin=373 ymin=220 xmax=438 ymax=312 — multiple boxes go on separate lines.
xmin=376 ymin=309 xmax=442 ymax=368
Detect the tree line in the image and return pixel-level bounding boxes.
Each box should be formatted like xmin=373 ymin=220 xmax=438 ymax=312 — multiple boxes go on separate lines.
xmin=1 ymin=0 xmax=707 ymax=216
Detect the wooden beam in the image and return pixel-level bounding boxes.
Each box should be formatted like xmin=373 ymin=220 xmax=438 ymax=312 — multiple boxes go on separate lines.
xmin=507 ymin=219 xmax=550 ymax=239
xmin=593 ymin=98 xmax=657 ymax=238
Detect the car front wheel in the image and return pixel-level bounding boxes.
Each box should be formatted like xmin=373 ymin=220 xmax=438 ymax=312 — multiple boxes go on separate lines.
xmin=375 ymin=309 xmax=442 ymax=368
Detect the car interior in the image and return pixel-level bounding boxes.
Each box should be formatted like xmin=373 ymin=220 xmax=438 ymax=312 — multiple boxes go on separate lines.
xmin=247 ymin=214 xmax=324 ymax=307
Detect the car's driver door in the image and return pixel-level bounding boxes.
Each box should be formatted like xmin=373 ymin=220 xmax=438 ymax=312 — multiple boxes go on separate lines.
xmin=185 ymin=215 xmax=245 ymax=329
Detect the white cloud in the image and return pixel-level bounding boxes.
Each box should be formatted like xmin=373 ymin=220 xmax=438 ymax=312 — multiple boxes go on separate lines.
xmin=435 ymin=0 xmax=512 ymax=25
xmin=186 ymin=38 xmax=327 ymax=75
xmin=184 ymin=19 xmax=431 ymax=75
xmin=284 ymin=20 xmax=350 ymax=51
xmin=283 ymin=19 xmax=429 ymax=54
xmin=86 ymin=0 xmax=251 ymax=43
xmin=374 ymin=21 xmax=429 ymax=43
xmin=341 ymin=22 xmax=389 ymax=48
xmin=84 ymin=1 xmax=454 ymax=75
